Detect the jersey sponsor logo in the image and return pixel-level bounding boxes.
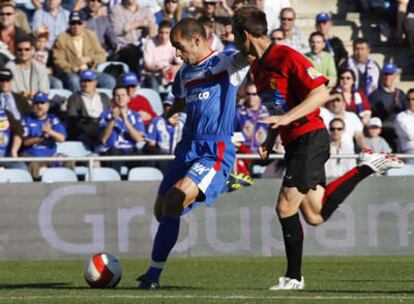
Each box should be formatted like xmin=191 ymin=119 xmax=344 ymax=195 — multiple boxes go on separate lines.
xmin=269 ymin=78 xmax=278 ymax=90
xmin=187 ymin=88 xmax=211 ymax=103
xmin=306 ymin=67 xmax=322 ymax=79
xmin=191 ymin=163 xmax=211 ymax=176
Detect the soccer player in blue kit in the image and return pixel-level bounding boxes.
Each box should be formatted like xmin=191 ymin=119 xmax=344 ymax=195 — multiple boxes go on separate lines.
xmin=136 ymin=18 xmax=250 ymax=289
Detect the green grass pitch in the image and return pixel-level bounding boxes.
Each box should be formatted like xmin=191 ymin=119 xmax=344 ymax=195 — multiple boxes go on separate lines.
xmin=0 ymin=256 xmax=412 ymax=303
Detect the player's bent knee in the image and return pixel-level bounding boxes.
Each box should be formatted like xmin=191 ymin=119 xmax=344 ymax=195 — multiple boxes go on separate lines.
xmin=276 ymin=202 xmax=297 ymax=218
xmin=302 ymin=214 xmax=323 ymax=226
xmin=154 ymin=196 xmax=164 ymax=222
xmin=163 ymin=187 xmax=186 ymax=217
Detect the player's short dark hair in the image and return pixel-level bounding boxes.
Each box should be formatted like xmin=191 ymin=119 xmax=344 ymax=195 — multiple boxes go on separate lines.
xmin=171 ymin=17 xmax=207 ymax=41
xmin=353 ymin=37 xmax=370 ymax=48
xmin=232 ymin=6 xmax=268 ymax=38
xmin=159 ymin=20 xmax=172 ymax=31
xmin=309 ymin=31 xmax=325 ymax=42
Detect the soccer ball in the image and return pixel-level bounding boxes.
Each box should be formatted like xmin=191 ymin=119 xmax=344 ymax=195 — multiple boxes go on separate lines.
xmin=84 ymin=253 xmax=122 ymax=288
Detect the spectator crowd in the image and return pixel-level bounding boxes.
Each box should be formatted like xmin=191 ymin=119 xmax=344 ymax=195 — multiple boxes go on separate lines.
xmin=0 ymin=0 xmax=413 ymax=180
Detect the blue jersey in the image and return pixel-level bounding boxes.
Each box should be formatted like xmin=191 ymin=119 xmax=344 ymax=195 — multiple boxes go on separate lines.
xmin=146 ymin=115 xmax=183 ymax=154
xmin=172 ymin=50 xmax=250 ymax=140
xmin=98 ymin=109 xmax=145 ymax=150
xmin=22 ymin=114 xmax=67 ymax=156
xmin=0 ymin=110 xmax=12 ymax=157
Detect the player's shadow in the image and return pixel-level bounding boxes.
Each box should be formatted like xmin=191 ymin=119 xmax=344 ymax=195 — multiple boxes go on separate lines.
xmin=0 ymin=283 xmax=203 ymax=291
xmin=0 ymin=283 xmax=71 ymax=289
xmin=307 ymin=289 xmax=414 ymax=294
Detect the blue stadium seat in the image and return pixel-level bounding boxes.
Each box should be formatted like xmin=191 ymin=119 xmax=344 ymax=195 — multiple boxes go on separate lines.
xmin=85 ymin=168 xmax=121 ymax=182
xmin=136 ymin=88 xmax=163 ymax=115
xmin=49 ymin=89 xmax=73 ymax=100
xmin=128 ymin=167 xmax=163 ymax=181
xmin=97 ymin=61 xmax=129 ymax=74
xmin=56 ymin=141 xmax=91 ymax=157
xmin=0 ymin=169 xmax=33 ymax=183
xmin=41 ymin=168 xmax=78 ymax=182
xmin=385 ymin=164 xmax=414 ymax=176
xmin=97 ymin=88 xmax=113 ymax=99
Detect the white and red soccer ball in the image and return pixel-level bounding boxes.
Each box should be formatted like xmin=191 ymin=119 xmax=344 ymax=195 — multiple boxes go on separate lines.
xmin=84 ymin=253 xmax=122 ymax=288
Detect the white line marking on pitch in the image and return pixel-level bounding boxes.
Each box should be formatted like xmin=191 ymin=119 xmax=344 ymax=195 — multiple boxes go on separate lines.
xmin=0 ymin=295 xmax=413 ymax=301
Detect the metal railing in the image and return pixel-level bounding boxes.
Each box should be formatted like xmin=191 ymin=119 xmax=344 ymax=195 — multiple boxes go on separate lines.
xmin=0 ymin=153 xmax=414 ymax=180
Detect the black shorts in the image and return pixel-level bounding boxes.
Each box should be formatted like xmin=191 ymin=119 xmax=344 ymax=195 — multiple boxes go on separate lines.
xmin=283 ymin=128 xmax=330 ymax=194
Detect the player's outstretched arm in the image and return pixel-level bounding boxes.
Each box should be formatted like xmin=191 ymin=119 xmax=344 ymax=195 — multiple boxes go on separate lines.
xmin=261 ymin=85 xmax=330 ymax=129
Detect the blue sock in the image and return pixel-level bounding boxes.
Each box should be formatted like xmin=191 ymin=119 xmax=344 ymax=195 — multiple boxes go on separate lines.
xmin=146 ymin=216 xmax=180 ymax=282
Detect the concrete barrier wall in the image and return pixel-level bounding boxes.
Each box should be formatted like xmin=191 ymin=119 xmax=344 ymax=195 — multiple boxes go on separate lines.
xmin=0 ymin=177 xmax=413 ymax=260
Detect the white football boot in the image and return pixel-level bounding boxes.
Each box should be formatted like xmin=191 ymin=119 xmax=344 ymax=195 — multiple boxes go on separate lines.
xmin=360 ymin=149 xmax=404 ymax=174
xmin=269 ymin=276 xmax=305 ymax=291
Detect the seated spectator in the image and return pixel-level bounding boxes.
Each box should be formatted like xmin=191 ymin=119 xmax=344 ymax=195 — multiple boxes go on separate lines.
xmin=0 ymin=2 xmax=28 ymax=59
xmin=98 ymin=85 xmax=146 ymax=172
xmin=325 ymin=118 xmax=356 ymax=178
xmin=6 ymin=37 xmax=50 ymax=96
xmin=279 ymin=7 xmax=309 ymax=53
xmin=82 ymin=0 xmax=119 ymax=57
xmin=369 ymin=63 xmax=406 ymax=122
xmin=315 ymin=12 xmax=348 ymax=68
xmin=109 ymin=0 xmax=157 ymax=74
xmin=254 ymin=0 xmax=290 ymax=34
xmin=394 ymin=88 xmax=414 ymax=164
xmin=0 ymin=68 xmax=31 ymax=120
xmin=122 ymin=72 xmax=157 ymax=125
xmin=320 ymin=93 xmax=368 ymax=152
xmin=2 ymin=0 xmax=31 ymax=33
xmin=52 ymin=11 xmax=116 ymax=92
xmin=366 ymin=117 xmax=391 ymax=153
xmin=0 ymin=107 xmax=25 ymax=169
xmin=155 ymin=0 xmax=187 ymax=26
xmin=198 ymin=0 xmax=233 ymax=38
xmin=33 ymin=32 xmax=64 ymax=89
xmin=198 ymin=15 xmax=224 ymax=52
xmin=21 ymin=92 xmax=67 ymax=179
xmin=270 ymin=28 xmax=285 ymax=45
xmin=145 ymin=94 xmax=183 ymax=173
xmin=336 ymin=68 xmax=371 ymax=125
xmin=31 ymin=0 xmax=70 ymax=48
xmin=305 ymin=31 xmax=337 ymax=89
xmin=369 ymin=62 xmax=405 ymax=150
xmin=66 ymin=69 xmax=112 ymax=150
xmin=346 ymin=38 xmax=380 ymax=96
xmin=142 ymin=20 xmax=182 ymax=92
xmin=235 ymin=81 xmax=269 ymax=152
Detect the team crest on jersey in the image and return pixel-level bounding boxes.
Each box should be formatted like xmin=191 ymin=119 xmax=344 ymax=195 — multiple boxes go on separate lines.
xmin=306 ymin=67 xmax=322 ymax=79
xmin=269 ymin=78 xmax=278 ymax=90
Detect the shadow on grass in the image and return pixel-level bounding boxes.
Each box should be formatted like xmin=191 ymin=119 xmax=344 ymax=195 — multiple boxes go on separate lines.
xmin=0 ymin=283 xmax=203 ymax=291
xmin=306 ymin=289 xmax=414 ymax=294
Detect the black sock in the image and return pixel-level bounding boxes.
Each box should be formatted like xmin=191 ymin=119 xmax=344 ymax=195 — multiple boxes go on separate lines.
xmin=280 ymin=213 xmax=303 ymax=281
xmin=321 ymin=165 xmax=373 ymax=221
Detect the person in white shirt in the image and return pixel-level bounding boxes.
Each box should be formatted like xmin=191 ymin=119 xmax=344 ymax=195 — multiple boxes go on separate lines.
xmin=320 ymin=93 xmax=368 ymax=152
xmin=394 ymin=88 xmax=414 ymax=164
xmin=325 ymin=118 xmax=356 ymax=177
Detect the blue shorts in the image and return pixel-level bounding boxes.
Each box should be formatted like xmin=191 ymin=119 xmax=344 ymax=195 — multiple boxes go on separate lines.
xmin=158 ymin=137 xmax=235 ymax=214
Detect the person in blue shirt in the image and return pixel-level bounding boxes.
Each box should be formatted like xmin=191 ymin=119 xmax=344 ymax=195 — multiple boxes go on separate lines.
xmin=145 ymin=93 xmax=184 ymax=173
xmin=98 ymin=85 xmax=146 ymax=172
xmin=21 ymin=92 xmax=67 ymax=179
xmin=0 ymin=108 xmax=25 ymax=169
xmin=137 ymin=17 xmax=250 ymax=290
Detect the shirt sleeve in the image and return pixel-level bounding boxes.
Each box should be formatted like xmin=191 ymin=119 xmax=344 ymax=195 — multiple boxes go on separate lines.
xmin=225 ymin=51 xmax=250 ymax=87
xmin=133 ymin=112 xmax=146 ymax=133
xmin=51 ymin=116 xmax=67 ymax=139
xmin=146 ymin=118 xmax=158 ymax=143
xmin=286 ymin=49 xmax=328 ymax=99
xmin=172 ymin=67 xmax=185 ymax=99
